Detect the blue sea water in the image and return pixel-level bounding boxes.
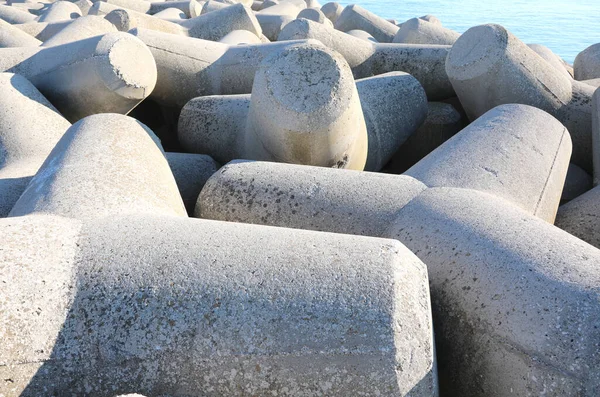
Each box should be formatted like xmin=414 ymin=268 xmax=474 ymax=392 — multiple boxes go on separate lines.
xmin=339 ymin=0 xmax=600 ymax=63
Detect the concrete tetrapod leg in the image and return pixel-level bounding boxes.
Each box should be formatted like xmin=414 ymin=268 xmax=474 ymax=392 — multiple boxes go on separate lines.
xmin=149 ymin=0 xmax=203 ymax=17
xmin=392 ymin=17 xmax=459 ymax=45
xmin=0 ymin=73 xmax=71 ymax=217
xmin=387 ymin=187 xmax=600 ymax=396
xmin=385 ymin=101 xmax=467 ymax=174
xmin=201 ymin=0 xmax=230 ymax=14
xmin=334 ymin=4 xmax=398 ymax=43
xmin=555 ymin=183 xmax=600 ymax=248
xmin=0 ymin=4 xmax=36 ymax=24
xmin=320 ymin=1 xmax=342 ymax=23
xmin=178 ymin=42 xmax=368 ymax=169
xmin=445 ymin=24 xmax=593 ymax=172
xmin=346 ymin=29 xmax=377 ymax=42
xmin=528 ymin=43 xmax=573 ymax=80
xmin=574 ymin=43 xmax=600 ymax=80
xmin=297 ymin=7 xmax=333 ymax=27
xmin=0 ymin=113 xmax=437 ymax=396
xmin=130 ymin=27 xmax=310 ymax=107
xmin=278 ymin=18 xmax=454 ymax=100
xmin=38 ymin=1 xmax=82 ymax=23
xmin=560 ymin=163 xmax=592 ymax=204
xmin=89 ymin=2 xmax=186 ymax=35
xmin=0 ymin=32 xmax=157 ymax=121
xmin=218 ymin=29 xmax=261 ymax=44
xmin=178 ymin=70 xmax=426 ymax=170
xmin=196 ymin=104 xmax=570 ymax=229
xmin=181 ymin=3 xmax=261 ymax=40
xmin=0 ymin=19 xmax=42 ymax=47
xmin=14 ymin=20 xmax=72 ymax=41
xmin=41 ymin=15 xmax=119 ymax=46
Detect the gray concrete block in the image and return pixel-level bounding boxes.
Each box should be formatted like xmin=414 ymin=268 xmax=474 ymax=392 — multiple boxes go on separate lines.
xmin=14 ymin=20 xmax=72 ymax=41
xmin=41 ymin=15 xmax=118 ymax=46
xmin=0 ymin=32 xmax=157 ymax=122
xmin=218 ymin=28 xmax=260 ymax=44
xmin=555 ymin=184 xmax=600 ymax=247
xmin=165 ymin=152 xmax=220 ymax=214
xmin=200 ymin=0 xmax=228 ymax=13
xmin=102 ymin=0 xmax=154 ymax=14
xmin=152 ymin=7 xmax=187 ymax=20
xmin=255 ymin=12 xmax=292 ymax=40
xmin=179 ymin=42 xmax=368 ymax=169
xmin=0 ymin=4 xmax=36 ymax=24
xmin=297 ymin=7 xmax=332 ymax=27
xmin=574 ymin=43 xmax=600 ymax=80
xmin=181 ymin=3 xmax=261 ymax=40
xmin=385 ymin=101 xmax=467 ymax=174
xmin=528 ymin=43 xmax=573 ymax=80
xmin=37 ymin=0 xmax=82 ymax=23
xmin=346 ymin=28 xmax=377 ymax=42
xmin=334 ymin=4 xmax=398 ymax=43
xmin=561 ymin=163 xmax=592 ymax=204
xmin=393 ymin=17 xmax=459 ymax=45
xmin=0 ymin=18 xmax=41 ymax=47
xmin=89 ymin=1 xmax=186 ymax=35
xmin=0 ymin=73 xmax=71 ymax=217
xmin=583 ymin=77 xmax=600 ymax=88
xmin=320 ymin=0 xmax=341 ymax=23
xmin=278 ymin=18 xmax=454 ymax=100
xmin=446 ymin=24 xmax=594 ymax=172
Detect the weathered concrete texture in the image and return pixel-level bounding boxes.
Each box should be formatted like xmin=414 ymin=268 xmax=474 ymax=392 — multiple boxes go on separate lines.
xmin=334 ymin=4 xmax=398 ymax=43
xmin=574 ymin=43 xmax=600 ymax=80
xmin=555 ymin=184 xmax=600 ymax=247
xmin=0 ymin=213 xmax=436 ymax=397
xmin=42 ymin=15 xmax=118 ymax=46
xmin=0 ymin=32 xmax=157 ymax=121
xmin=131 ymin=27 xmax=309 ymax=107
xmin=583 ymin=78 xmax=600 ymax=88
xmin=182 ymin=3 xmax=261 ymax=41
xmin=10 ymin=114 xmax=187 ymax=220
xmin=393 ymin=17 xmax=459 ymax=45
xmin=346 ymin=29 xmax=377 ymax=42
xmin=38 ymin=1 xmax=82 ymax=22
xmin=387 ymin=187 xmax=600 ymax=396
xmin=320 ymin=1 xmax=341 ymax=23
xmin=406 ymin=104 xmax=571 ymax=223
xmin=0 ymin=4 xmax=36 ymax=24
xmin=165 ymin=152 xmax=220 ymax=215
xmin=149 ymin=0 xmax=202 ymax=17
xmin=278 ymin=18 xmax=454 ymax=100
xmin=446 ymin=24 xmax=593 ymax=172
xmin=0 ymin=73 xmax=71 ymax=217
xmin=528 ymin=43 xmax=573 ymax=80
xmin=74 ymin=0 xmax=95 ymax=16
xmin=356 ymin=72 xmax=428 ymax=171
xmin=0 ymin=18 xmax=41 ymax=47
xmin=385 ymin=101 xmax=466 ymax=174
xmin=202 ymin=0 xmax=231 ymax=14
xmin=14 ymin=20 xmax=72 ymax=41
xmin=180 ymin=42 xmax=368 ymax=169
xmin=255 ymin=13 xmax=293 ymax=40
xmin=561 ymin=163 xmax=592 ymax=204
xmin=197 ymin=160 xmax=427 ymax=235
xmin=89 ymin=2 xmax=185 ymax=35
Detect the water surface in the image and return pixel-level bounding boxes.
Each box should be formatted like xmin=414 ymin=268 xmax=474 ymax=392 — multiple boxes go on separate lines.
xmin=340 ymin=0 xmax=600 ymax=63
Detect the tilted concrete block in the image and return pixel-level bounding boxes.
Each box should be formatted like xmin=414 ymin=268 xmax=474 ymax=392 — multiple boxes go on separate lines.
xmin=218 ymin=28 xmax=261 ymax=44
xmin=0 ymin=4 xmax=36 ymax=24
xmin=393 ymin=17 xmax=459 ymax=45
xmin=320 ymin=0 xmax=341 ymax=23
xmin=152 ymin=6 xmax=187 ymax=20
xmin=446 ymin=24 xmax=594 ymax=172
xmin=0 ymin=18 xmax=41 ymax=47
xmin=89 ymin=1 xmax=186 ymax=35
xmin=297 ymin=7 xmax=332 ymax=27
xmin=14 ymin=20 xmax=72 ymax=41
xmin=0 ymin=73 xmax=71 ymax=217
xmin=528 ymin=43 xmax=574 ymax=80
xmin=0 ymin=32 xmax=157 ymax=121
xmin=278 ymin=18 xmax=454 ymax=100
xmin=37 ymin=0 xmax=82 ymax=23
xmin=1 ymin=112 xmax=437 ymax=396
xmin=149 ymin=0 xmax=202 ymax=17
xmin=574 ymin=43 xmax=600 ymax=80
xmin=131 ymin=27 xmax=310 ymax=107
xmin=346 ymin=28 xmax=377 ymax=42
xmin=181 ymin=3 xmax=261 ymax=41
xmin=201 ymin=0 xmax=229 ymax=13
xmin=179 ymin=42 xmax=368 ymax=169
xmin=334 ymin=4 xmax=398 ymax=43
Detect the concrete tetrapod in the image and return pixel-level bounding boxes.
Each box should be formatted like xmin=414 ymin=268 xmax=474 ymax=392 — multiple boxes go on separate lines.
xmin=89 ymin=2 xmax=186 ymax=35
xmin=130 ymin=27 xmax=311 ymax=108
xmin=0 ymin=4 xmax=37 ymax=24
xmin=178 ymin=70 xmax=427 ymax=171
xmin=37 ymin=0 xmax=82 ymax=23
xmin=278 ymin=18 xmax=454 ymax=100
xmin=14 ymin=20 xmax=74 ymax=41
xmin=41 ymin=15 xmax=119 ymax=46
xmin=196 ymin=105 xmax=600 ymax=396
xmin=0 ymin=32 xmax=157 ymax=121
xmin=528 ymin=43 xmax=574 ymax=80
xmin=181 ymin=3 xmax=262 ymax=41
xmin=560 ymin=163 xmax=592 ymax=204
xmin=445 ymin=24 xmax=594 ymax=172
xmin=1 ymin=114 xmax=437 ymax=397
xmin=346 ymin=29 xmax=377 ymax=42
xmin=393 ymin=17 xmax=459 ymax=45
xmin=197 ymin=104 xmax=570 ymax=236
xmin=320 ymin=1 xmax=342 ymax=23
xmin=0 ymin=73 xmax=71 ymax=217
xmin=574 ymin=43 xmax=600 ymax=80
xmin=334 ymin=4 xmax=398 ymax=42
xmin=179 ymin=42 xmax=368 ymax=169
xmin=555 ymin=184 xmax=600 ymax=248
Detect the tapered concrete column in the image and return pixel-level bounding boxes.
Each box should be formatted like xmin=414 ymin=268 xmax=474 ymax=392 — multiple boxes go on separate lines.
xmin=574 ymin=43 xmax=600 ymax=80
xmin=334 ymin=4 xmax=398 ymax=42
xmin=38 ymin=1 xmax=82 ymax=23
xmin=393 ymin=17 xmax=459 ymax=45
xmin=41 ymin=15 xmax=118 ymax=46
xmin=0 ymin=18 xmax=41 ymax=47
